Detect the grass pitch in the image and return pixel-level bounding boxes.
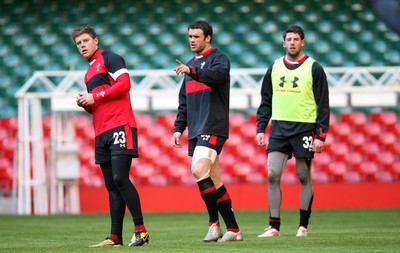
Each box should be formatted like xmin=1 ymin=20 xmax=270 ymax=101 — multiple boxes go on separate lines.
xmin=0 ymin=209 xmax=399 ymax=253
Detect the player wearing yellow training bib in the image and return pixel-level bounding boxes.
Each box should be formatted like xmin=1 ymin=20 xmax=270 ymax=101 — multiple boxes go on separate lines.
xmin=256 ymin=25 xmax=330 ymax=238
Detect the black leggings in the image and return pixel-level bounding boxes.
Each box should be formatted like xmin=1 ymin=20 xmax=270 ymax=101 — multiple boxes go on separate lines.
xmin=101 ymin=155 xmax=143 ymax=236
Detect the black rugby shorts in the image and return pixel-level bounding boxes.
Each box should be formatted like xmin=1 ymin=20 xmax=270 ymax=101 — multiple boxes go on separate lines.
xmin=267 ymin=130 xmax=315 ymax=159
xmin=188 ymin=134 xmax=226 ymax=156
xmin=95 ymin=125 xmax=139 ymax=164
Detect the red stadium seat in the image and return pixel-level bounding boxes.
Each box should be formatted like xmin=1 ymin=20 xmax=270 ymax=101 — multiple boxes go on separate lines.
xmin=131 ymin=163 xmax=158 ymax=185
xmin=391 ymin=142 xmax=400 ymax=160
xmin=78 ymin=145 xmax=95 ymax=167
xmin=344 ymin=151 xmax=363 ymax=172
xmin=0 ymin=117 xmax=18 ymax=136
xmin=327 ymin=161 xmax=348 ymax=182
xmin=311 ymin=151 xmax=332 ymax=183
xmin=312 ymin=169 xmax=331 ymax=183
xmin=361 ymin=142 xmax=381 ymax=162
xmin=344 ymin=171 xmax=363 ymax=183
xmin=362 ymin=122 xmax=382 ymax=143
xmin=155 ymin=153 xmax=172 ymax=171
xmin=330 ymin=122 xmax=351 ymax=142
xmin=348 ymin=132 xmax=367 ymax=153
xmin=141 ymin=144 xmax=162 ymax=163
xmin=224 ymin=133 xmax=243 ymax=154
xmin=157 ymin=134 xmax=174 ymax=150
xmin=313 ymin=152 xmax=332 ymax=171
xmin=235 ymin=143 xmax=256 ymax=164
xmin=252 ymin=152 xmax=267 ymax=175
xmin=74 ymin=115 xmax=91 ymax=138
xmin=239 ymin=122 xmax=257 ymax=143
xmin=322 ymin=134 xmax=336 ymax=154
xmin=377 ymin=151 xmax=400 ymax=182
xmin=147 ymin=173 xmax=169 ymax=186
xmin=220 ymin=171 xmax=237 ymax=184
xmin=169 ymin=142 xmax=188 ymax=159
xmin=138 ymin=135 xmax=150 ymax=147
xmin=377 ymin=171 xmax=395 ymax=182
xmin=359 ymin=162 xmax=380 ymax=182
xmin=136 ymin=113 xmax=154 ymax=136
xmin=162 ymin=162 xmax=190 ymax=184
xmin=230 ymin=113 xmax=246 ymax=133
xmin=0 ymin=158 xmax=11 ymax=176
xmin=79 ymin=164 xmax=92 ymax=180
xmin=92 ymin=164 xmax=103 ymax=178
xmin=370 ymin=111 xmax=398 ymax=132
xmin=329 ymin=112 xmax=337 ymax=128
xmin=78 ymin=164 xmax=102 ymax=187
xmin=2 ymin=137 xmax=16 ymax=161
xmin=390 ymin=161 xmax=400 ymax=180
xmin=248 ymin=114 xmax=257 ymax=125
xmin=219 ymin=153 xmax=237 ymax=172
xmin=0 ymin=128 xmax=8 ymax=150
xmin=378 ymin=132 xmax=397 ymax=152
xmin=230 ymin=162 xmax=252 ymax=182
xmin=244 ymin=170 xmax=266 ymax=183
xmin=393 ymin=122 xmax=400 ymax=136
xmin=155 ymin=113 xmax=176 ymax=128
xmin=380 ymin=151 xmax=396 ymax=173
xmin=281 ymin=171 xmax=298 ymax=184
xmin=81 ymin=174 xmax=103 ymax=187
xmin=147 ymin=124 xmax=167 ymax=146
xmin=339 ymin=111 xmax=367 ymax=132
xmin=329 ymin=142 xmax=350 ymax=162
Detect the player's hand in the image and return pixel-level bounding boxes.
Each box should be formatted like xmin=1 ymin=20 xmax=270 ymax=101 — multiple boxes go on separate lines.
xmin=76 ymin=92 xmax=94 ymax=107
xmin=76 ymin=94 xmax=83 ymax=107
xmin=76 ymin=92 xmax=85 ymax=107
xmin=256 ymin=133 xmax=266 ymax=146
xmin=314 ymin=139 xmax=325 ymax=153
xmin=174 ymin=59 xmax=190 ymax=75
xmin=173 ymin=132 xmax=182 ymax=148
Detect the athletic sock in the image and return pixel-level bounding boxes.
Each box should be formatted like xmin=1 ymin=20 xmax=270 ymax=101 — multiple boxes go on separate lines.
xmin=135 ymin=224 xmax=147 ymax=233
xmin=216 ymin=185 xmax=239 ymax=230
xmin=299 ymin=209 xmax=311 ymax=228
xmin=209 ymin=221 xmax=221 ymax=226
xmin=109 ymin=234 xmax=121 ymax=243
xmin=269 ymin=217 xmax=281 ymax=230
xmin=197 ymin=177 xmax=219 ymax=223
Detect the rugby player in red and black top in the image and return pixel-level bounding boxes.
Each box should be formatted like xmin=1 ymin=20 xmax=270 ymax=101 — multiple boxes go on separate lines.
xmin=173 ymin=20 xmax=242 ymax=242
xmin=256 ymin=25 xmax=330 ymax=238
xmin=72 ymin=25 xmax=149 ymax=247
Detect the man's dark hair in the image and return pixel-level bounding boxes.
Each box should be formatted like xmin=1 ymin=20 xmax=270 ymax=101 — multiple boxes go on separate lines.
xmin=71 ymin=25 xmax=97 ymax=42
xmin=283 ymin=25 xmax=305 ymax=40
xmin=188 ymin=20 xmax=213 ymax=42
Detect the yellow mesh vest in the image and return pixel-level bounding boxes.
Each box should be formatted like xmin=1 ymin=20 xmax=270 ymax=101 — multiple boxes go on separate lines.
xmin=271 ymin=57 xmax=317 ymax=123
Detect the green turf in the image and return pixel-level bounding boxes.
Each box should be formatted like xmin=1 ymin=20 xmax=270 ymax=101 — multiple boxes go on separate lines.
xmin=0 ymin=209 xmax=399 ymax=253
